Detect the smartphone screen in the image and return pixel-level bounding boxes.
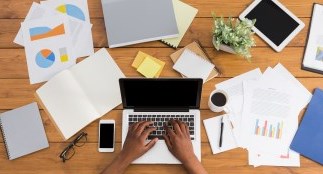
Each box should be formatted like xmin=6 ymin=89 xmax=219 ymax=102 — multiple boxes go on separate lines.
xmin=99 ymin=123 xmax=114 ymax=148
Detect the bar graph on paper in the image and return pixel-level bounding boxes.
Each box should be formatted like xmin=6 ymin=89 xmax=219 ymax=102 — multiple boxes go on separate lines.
xmin=254 ymin=119 xmax=283 ymax=139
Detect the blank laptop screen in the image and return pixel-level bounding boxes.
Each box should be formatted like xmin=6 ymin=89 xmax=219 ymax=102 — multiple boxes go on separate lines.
xmin=119 ymin=78 xmax=202 ymax=109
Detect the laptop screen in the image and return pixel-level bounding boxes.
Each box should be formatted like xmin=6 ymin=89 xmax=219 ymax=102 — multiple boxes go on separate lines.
xmin=119 ymin=78 xmax=202 ymax=109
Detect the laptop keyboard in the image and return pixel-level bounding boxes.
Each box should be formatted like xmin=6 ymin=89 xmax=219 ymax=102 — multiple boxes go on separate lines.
xmin=128 ymin=114 xmax=195 ymax=140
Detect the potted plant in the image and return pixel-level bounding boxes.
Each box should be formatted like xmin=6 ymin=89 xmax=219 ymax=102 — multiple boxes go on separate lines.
xmin=212 ymin=13 xmax=256 ymax=60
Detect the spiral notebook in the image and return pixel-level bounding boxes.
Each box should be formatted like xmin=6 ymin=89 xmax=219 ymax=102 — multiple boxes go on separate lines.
xmin=170 ymin=41 xmax=219 ymax=82
xmin=161 ymin=0 xmax=198 ymax=48
xmin=173 ymin=49 xmax=215 ymax=83
xmin=0 ymin=102 xmax=49 ymax=160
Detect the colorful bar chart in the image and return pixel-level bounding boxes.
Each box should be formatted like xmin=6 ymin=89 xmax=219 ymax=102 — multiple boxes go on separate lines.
xmin=254 ymin=119 xmax=283 ymax=139
xmin=316 ymin=47 xmax=323 ymax=61
xmin=59 ymin=47 xmax=69 ymax=62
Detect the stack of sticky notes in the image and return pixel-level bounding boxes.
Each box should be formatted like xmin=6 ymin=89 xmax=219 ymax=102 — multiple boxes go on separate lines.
xmin=132 ymin=51 xmax=165 ymax=78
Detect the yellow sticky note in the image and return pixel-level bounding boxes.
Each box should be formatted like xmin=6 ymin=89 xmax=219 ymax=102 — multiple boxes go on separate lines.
xmin=137 ymin=57 xmax=162 ymax=78
xmin=132 ymin=51 xmax=165 ymax=77
xmin=132 ymin=51 xmax=147 ymax=68
xmin=151 ymin=57 xmax=165 ymax=77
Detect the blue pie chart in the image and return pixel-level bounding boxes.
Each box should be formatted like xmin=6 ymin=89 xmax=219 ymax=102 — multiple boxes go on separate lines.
xmin=35 ymin=49 xmax=55 ymax=68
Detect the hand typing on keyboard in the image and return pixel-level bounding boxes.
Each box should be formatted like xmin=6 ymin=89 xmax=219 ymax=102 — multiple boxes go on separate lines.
xmin=101 ymin=120 xmax=208 ymax=174
xmin=128 ymin=114 xmax=195 ymax=140
xmin=163 ymin=120 xmax=194 ymax=162
xmin=162 ymin=120 xmax=207 ymax=174
xmin=120 ymin=121 xmax=158 ymax=164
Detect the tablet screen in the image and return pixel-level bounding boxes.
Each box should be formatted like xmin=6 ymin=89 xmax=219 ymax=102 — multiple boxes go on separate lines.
xmin=245 ymin=0 xmax=300 ymax=46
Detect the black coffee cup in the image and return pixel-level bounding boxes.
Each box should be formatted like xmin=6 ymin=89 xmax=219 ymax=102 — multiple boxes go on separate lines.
xmin=208 ymin=90 xmax=229 ymax=112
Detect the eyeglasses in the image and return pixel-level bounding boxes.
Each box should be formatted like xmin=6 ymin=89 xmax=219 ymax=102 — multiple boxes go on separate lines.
xmin=59 ymin=132 xmax=87 ymax=162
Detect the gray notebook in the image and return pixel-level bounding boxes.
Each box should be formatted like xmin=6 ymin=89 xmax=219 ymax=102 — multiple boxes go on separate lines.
xmin=0 ymin=102 xmax=49 ymax=160
xmin=101 ymin=0 xmax=179 ymax=48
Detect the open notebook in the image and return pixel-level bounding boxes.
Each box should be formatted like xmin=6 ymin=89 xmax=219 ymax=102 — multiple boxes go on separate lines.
xmin=36 ymin=48 xmax=125 ymax=140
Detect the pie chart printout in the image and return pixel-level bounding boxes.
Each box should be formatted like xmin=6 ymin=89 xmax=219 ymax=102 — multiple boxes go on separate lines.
xmin=35 ymin=49 xmax=55 ymax=68
xmin=56 ymin=4 xmax=86 ymax=21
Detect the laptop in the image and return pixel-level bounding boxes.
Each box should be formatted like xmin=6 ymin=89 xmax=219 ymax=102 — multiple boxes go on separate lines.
xmin=120 ymin=78 xmax=202 ymax=164
xmin=101 ymin=0 xmax=179 ymax=48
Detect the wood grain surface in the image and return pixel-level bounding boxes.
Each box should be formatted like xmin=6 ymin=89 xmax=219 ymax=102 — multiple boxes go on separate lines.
xmin=0 ymin=0 xmax=323 ymax=173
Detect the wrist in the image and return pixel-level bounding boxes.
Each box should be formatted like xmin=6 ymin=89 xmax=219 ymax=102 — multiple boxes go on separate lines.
xmin=117 ymin=151 xmax=133 ymax=167
xmin=181 ymin=154 xmax=199 ymax=167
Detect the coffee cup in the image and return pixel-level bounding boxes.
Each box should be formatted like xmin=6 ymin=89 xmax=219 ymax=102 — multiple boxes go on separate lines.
xmin=208 ymin=89 xmax=229 ymax=112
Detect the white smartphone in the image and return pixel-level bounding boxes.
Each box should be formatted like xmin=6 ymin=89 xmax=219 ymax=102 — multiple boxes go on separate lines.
xmin=98 ymin=120 xmax=115 ymax=152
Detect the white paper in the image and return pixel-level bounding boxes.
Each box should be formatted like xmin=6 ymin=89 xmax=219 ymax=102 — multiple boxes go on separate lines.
xmin=173 ymin=49 xmax=215 ymax=83
xmin=69 ymin=48 xmax=125 ymax=115
xmin=203 ymin=115 xmax=238 ymax=154
xmin=15 ymin=1 xmax=94 ymax=58
xmin=14 ymin=2 xmax=56 ymax=46
xmin=249 ymin=149 xmax=300 ymax=167
xmin=70 ymin=22 xmax=94 ymax=58
xmin=205 ymin=64 xmax=309 ymax=166
xmin=265 ymin=63 xmax=312 ymax=111
xmin=21 ymin=16 xmax=76 ymax=84
xmin=36 ymin=70 xmax=99 ymax=140
xmin=302 ymin=4 xmax=323 ymax=71
xmin=40 ymin=0 xmax=94 ymax=57
xmin=40 ymin=0 xmax=91 ymax=23
xmin=215 ymin=68 xmax=262 ymax=146
xmin=240 ymin=80 xmax=298 ymax=155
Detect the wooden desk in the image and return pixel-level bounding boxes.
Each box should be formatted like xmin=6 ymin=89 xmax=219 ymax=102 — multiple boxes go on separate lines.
xmin=0 ymin=0 xmax=323 ymax=173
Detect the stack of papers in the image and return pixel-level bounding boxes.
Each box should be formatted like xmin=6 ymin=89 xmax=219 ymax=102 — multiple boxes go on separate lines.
xmin=207 ymin=63 xmax=312 ymax=167
xmin=14 ymin=0 xmax=94 ymax=84
xmin=132 ymin=51 xmax=165 ymax=78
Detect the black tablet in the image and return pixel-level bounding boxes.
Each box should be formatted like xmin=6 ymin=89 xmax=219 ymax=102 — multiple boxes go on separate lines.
xmin=240 ymin=0 xmax=304 ymax=52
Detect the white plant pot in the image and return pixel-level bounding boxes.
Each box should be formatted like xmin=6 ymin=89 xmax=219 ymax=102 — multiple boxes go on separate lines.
xmin=212 ymin=38 xmax=236 ymax=54
xmin=219 ymin=44 xmax=236 ymax=54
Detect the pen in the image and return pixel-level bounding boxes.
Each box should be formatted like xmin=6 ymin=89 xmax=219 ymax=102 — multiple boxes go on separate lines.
xmin=219 ymin=117 xmax=224 ymax=148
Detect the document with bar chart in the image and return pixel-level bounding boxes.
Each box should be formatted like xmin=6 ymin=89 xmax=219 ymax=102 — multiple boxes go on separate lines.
xmin=254 ymin=119 xmax=284 ymax=139
xmin=240 ymin=80 xmax=299 ymax=156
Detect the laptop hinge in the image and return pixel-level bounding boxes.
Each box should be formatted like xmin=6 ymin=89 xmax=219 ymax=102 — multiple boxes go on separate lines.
xmin=134 ymin=108 xmax=189 ymax=112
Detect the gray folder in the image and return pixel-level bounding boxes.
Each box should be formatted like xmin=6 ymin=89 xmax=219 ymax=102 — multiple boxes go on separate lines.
xmin=101 ymin=0 xmax=179 ymax=48
xmin=0 ymin=102 xmax=49 ymax=160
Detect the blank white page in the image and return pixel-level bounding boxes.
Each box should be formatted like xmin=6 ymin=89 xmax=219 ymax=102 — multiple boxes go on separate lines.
xmin=70 ymin=48 xmax=125 ymax=115
xmin=36 ymin=70 xmax=99 ymax=140
xmin=173 ymin=49 xmax=214 ymax=83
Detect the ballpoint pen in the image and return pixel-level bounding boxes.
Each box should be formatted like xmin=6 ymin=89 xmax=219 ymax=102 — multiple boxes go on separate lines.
xmin=219 ymin=116 xmax=224 ymax=148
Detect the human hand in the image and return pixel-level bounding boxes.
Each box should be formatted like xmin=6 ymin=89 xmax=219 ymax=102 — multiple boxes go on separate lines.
xmin=101 ymin=121 xmax=158 ymax=174
xmin=119 ymin=121 xmax=158 ymax=164
xmin=163 ymin=120 xmax=196 ymax=164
